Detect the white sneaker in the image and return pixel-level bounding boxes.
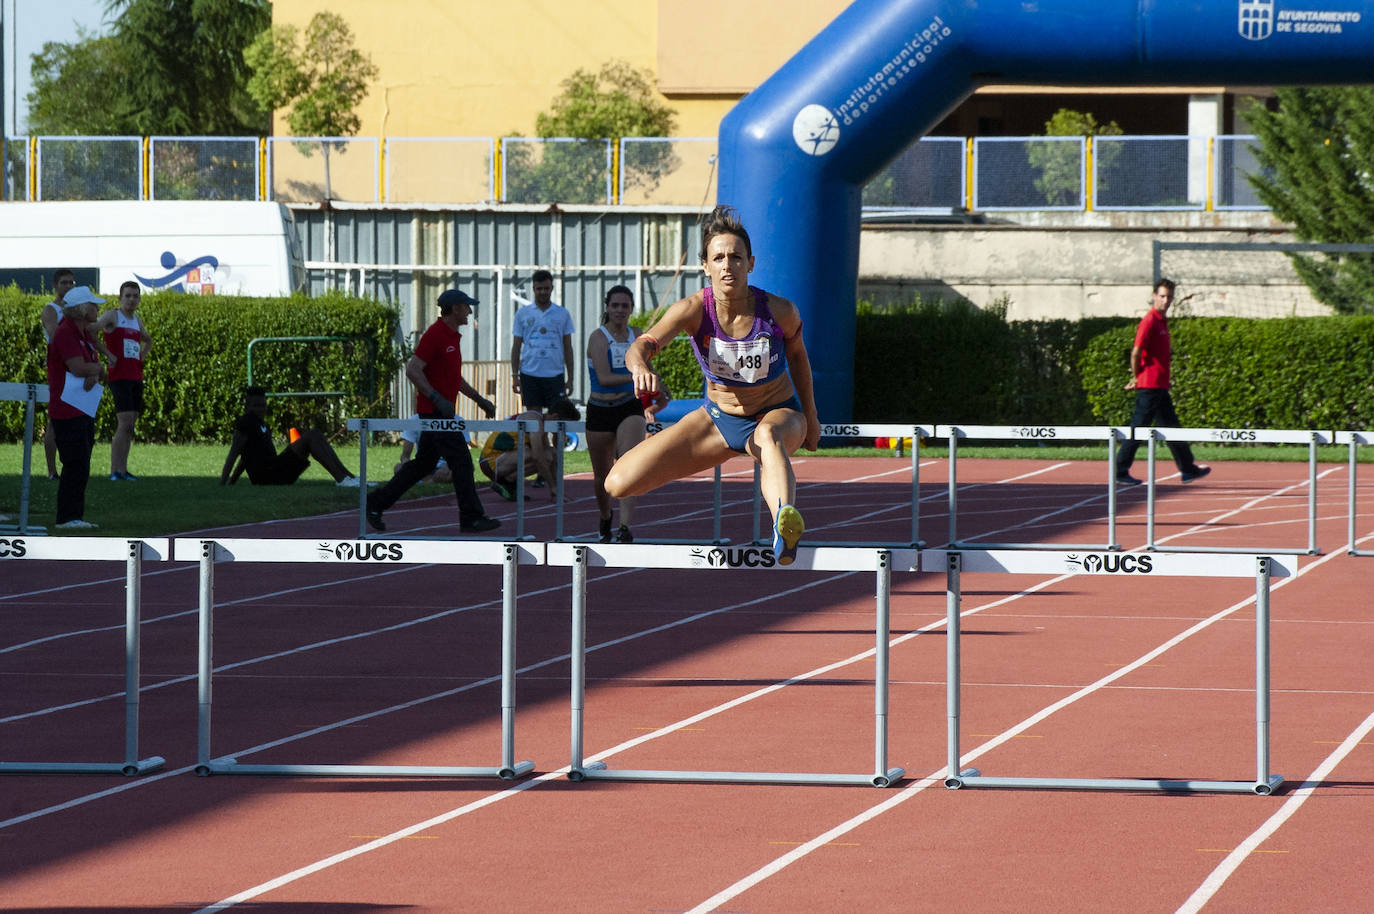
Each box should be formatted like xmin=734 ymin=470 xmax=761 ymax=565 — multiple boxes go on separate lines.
xmin=336 ymin=476 xmax=361 ymax=488
xmin=56 ymin=519 xmax=98 ymax=530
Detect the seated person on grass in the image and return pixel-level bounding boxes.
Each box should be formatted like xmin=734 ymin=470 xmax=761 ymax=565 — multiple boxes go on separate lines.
xmin=221 ymin=386 xmax=362 ymax=487
xmin=478 ymin=398 xmax=580 ymax=501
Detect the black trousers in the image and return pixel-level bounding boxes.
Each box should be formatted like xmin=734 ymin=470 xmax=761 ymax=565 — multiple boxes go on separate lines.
xmin=369 ymin=429 xmax=485 ymax=525
xmin=53 ymin=415 xmax=94 ymax=524
xmin=1115 ymin=388 xmax=1198 ymax=475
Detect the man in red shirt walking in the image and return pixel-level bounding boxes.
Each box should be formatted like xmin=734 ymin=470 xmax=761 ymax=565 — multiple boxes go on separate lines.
xmin=1115 ymin=278 xmax=1210 ymax=486
xmin=366 ymin=289 xmax=500 ymax=533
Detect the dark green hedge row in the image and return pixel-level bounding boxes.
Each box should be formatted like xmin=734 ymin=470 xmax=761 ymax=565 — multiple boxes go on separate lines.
xmin=1080 ymin=315 xmax=1374 ymax=429
xmin=852 ymin=299 xmax=1134 ymax=425
xmin=1 ymin=289 xmax=402 ymax=443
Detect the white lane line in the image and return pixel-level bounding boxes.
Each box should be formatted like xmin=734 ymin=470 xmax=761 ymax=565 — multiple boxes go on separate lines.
xmin=1175 ymin=708 xmax=1374 ymax=914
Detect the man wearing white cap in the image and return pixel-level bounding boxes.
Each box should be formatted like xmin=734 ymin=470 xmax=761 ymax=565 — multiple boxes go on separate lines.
xmin=46 ymin=286 xmax=108 ymax=530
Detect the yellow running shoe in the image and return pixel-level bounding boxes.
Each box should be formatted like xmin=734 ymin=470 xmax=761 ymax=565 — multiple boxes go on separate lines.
xmin=772 ymin=503 xmax=804 ymax=566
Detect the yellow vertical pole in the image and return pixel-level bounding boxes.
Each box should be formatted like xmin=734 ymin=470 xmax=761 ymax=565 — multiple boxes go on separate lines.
xmin=1206 ymin=136 xmax=1215 ymax=212
xmin=611 ymin=138 xmax=620 ymax=205
xmin=259 ymin=137 xmax=267 ymax=201
xmin=964 ymin=137 xmax=973 ymax=211
xmin=1085 ymin=135 xmax=1094 ymax=212
xmin=28 ymin=135 xmax=37 ymax=200
xmin=143 ymin=136 xmax=151 ymax=200
xmin=495 ymin=138 xmax=503 ymax=202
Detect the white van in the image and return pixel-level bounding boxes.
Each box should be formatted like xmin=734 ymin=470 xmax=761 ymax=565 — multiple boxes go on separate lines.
xmin=0 ymin=200 xmax=306 ymax=297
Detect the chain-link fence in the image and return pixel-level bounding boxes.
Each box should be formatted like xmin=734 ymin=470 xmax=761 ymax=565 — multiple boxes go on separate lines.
xmin=3 ymin=137 xmax=29 ymax=201
xmin=268 ymin=137 xmax=379 ymax=203
xmin=617 ymin=137 xmax=715 ymax=206
xmin=36 ymin=136 xmax=142 ymax=200
xmin=973 ymin=136 xmax=1085 ymax=211
xmin=1214 ymin=135 xmax=1269 ymax=211
xmin=500 ymin=138 xmax=612 ymax=204
xmin=149 ymin=137 xmax=259 ymax=201
xmin=863 ymin=136 xmax=965 ymax=210
xmin=384 ymin=137 xmax=494 ymax=203
xmin=1093 ymin=135 xmax=1204 ymax=210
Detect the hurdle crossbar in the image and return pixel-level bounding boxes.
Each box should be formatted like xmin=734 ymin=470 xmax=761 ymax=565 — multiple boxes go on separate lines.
xmin=749 ymin=424 xmax=932 ymax=549
xmin=176 ymin=536 xmax=540 ymax=779
xmin=0 ymin=382 xmax=49 ymax=535
xmin=550 ymin=542 xmax=914 ymax=787
xmin=1144 ymin=428 xmax=1327 ymax=555
xmin=938 ymin=425 xmax=1128 ymax=551
xmin=0 ymin=537 xmax=167 ymax=776
xmin=348 ymin=417 xmax=585 ymax=541
xmin=931 ymin=548 xmax=1290 ymax=795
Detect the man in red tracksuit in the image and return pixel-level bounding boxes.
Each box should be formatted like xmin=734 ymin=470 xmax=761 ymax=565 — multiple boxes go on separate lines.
xmin=366 ymin=289 xmax=500 ymax=533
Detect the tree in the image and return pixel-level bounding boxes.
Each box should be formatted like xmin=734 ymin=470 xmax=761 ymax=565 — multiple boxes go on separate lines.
xmin=244 ymin=11 xmax=378 ymax=201
xmin=1029 ymin=108 xmax=1122 ymax=207
xmin=1246 ymin=87 xmax=1374 ymax=313
xmin=25 ymin=0 xmax=270 ymax=136
xmin=504 ymin=60 xmax=679 ymax=203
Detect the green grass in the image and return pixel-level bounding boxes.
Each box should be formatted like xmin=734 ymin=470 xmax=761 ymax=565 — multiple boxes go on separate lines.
xmin=1 ymin=439 xmax=1360 ymax=537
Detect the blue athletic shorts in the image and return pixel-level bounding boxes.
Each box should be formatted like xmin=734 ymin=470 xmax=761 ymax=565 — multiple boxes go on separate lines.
xmin=703 ymin=396 xmax=802 ymax=452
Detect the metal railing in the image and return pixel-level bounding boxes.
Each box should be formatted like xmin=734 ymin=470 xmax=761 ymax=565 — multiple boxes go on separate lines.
xmin=1 ymin=133 xmax=1275 ymax=213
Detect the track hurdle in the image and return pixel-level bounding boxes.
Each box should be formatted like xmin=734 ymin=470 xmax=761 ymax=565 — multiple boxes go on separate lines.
xmin=1143 ymin=428 xmax=1328 ymax=555
xmin=0 ymin=537 xmax=168 ymax=776
xmin=175 ymin=536 xmax=539 ymax=779
xmin=747 ymin=423 xmax=933 ymax=548
xmin=933 ymin=548 xmax=1290 ymax=795
xmin=550 ymin=542 xmax=914 ymax=787
xmin=938 ymin=425 xmax=1128 ymax=550
xmin=1337 ymin=431 xmax=1374 ymax=556
xmin=0 ymin=382 xmax=49 ymax=535
xmin=348 ymin=417 xmax=582 ymax=541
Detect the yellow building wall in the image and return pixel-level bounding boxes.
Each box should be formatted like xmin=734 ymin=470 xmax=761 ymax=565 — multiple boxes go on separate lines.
xmin=267 ymin=0 xmax=849 ymax=140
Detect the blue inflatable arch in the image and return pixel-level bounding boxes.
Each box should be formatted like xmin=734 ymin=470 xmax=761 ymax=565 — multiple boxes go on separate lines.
xmin=718 ymin=0 xmax=1374 ymax=421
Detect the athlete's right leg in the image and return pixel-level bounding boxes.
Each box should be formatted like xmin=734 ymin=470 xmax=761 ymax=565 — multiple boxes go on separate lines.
xmin=587 ymin=429 xmax=617 ymax=531
xmin=605 ymin=408 xmax=732 ymax=499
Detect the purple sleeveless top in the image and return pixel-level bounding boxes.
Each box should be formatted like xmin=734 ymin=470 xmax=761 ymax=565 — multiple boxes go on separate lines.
xmin=689 ymin=286 xmax=788 ymax=387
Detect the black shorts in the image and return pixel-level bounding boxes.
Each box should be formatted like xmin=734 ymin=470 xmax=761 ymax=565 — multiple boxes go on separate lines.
xmin=249 ymin=449 xmax=309 ymax=485
xmin=585 ymin=397 xmax=643 ymax=433
xmin=110 ymin=379 xmax=144 ymax=414
xmin=519 ymin=373 xmax=565 ymax=410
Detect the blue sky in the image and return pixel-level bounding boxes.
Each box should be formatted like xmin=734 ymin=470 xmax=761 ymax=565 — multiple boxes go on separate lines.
xmin=4 ymin=0 xmax=111 ymax=135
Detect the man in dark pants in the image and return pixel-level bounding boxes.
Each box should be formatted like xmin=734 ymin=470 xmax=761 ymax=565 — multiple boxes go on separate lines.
xmin=1115 ymin=278 xmax=1211 ymax=486
xmin=367 ymin=289 xmax=500 ymax=533
xmin=46 ymin=286 xmax=108 ymax=530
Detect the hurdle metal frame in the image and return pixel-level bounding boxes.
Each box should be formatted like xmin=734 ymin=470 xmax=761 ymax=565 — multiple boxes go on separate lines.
xmin=933 ymin=548 xmax=1289 ymax=795
xmin=177 ymin=536 xmax=540 ymax=779
xmin=0 ymin=537 xmax=167 ymax=776
xmin=938 ymin=425 xmax=1129 ymax=550
xmin=348 ymin=417 xmax=581 ymax=541
xmin=748 ymin=423 xmax=933 ymax=548
xmin=0 ymin=382 xmax=49 ymax=535
xmin=550 ymin=542 xmax=913 ymax=787
xmin=1143 ymin=428 xmax=1327 ymax=555
xmin=1337 ymin=431 xmax=1374 ymax=556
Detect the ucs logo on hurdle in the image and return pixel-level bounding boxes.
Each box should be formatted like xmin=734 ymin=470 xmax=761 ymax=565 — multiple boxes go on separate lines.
xmin=316 ymin=541 xmax=405 ymax=562
xmin=690 ymin=546 xmax=778 ymax=568
xmin=0 ymin=537 xmax=29 ymax=558
xmin=1063 ymin=553 xmax=1154 ymax=574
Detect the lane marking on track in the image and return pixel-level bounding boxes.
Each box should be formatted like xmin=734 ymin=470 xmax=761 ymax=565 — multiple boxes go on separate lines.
xmin=1176 ymin=708 xmax=1374 ymax=914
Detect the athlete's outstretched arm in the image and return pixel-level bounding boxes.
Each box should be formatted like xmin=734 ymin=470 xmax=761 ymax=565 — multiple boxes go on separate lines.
xmin=624 ymin=293 xmax=703 ymax=397
xmin=773 ymin=294 xmax=820 ymax=451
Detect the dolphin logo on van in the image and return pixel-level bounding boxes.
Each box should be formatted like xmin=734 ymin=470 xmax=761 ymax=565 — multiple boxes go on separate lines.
xmin=134 ymin=251 xmax=220 ymax=293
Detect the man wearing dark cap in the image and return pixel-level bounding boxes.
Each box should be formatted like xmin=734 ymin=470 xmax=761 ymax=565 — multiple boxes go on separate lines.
xmin=366 ymin=289 xmax=500 ymax=533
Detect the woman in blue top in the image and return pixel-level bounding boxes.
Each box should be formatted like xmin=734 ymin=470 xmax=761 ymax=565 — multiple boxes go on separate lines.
xmin=586 ymin=284 xmax=668 ymax=543
xmin=606 ymin=205 xmax=820 ymax=564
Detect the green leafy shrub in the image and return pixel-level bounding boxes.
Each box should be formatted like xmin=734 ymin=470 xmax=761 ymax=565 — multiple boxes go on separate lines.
xmin=1 ymin=287 xmax=400 ymax=442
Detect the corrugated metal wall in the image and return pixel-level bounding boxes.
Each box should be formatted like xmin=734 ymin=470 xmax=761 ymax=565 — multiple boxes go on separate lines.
xmin=290 ymin=205 xmax=706 ymax=416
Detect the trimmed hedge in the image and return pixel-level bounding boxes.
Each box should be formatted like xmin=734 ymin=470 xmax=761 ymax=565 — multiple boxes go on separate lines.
xmin=2 ymin=288 xmax=401 ymax=443
xmin=1080 ymin=315 xmax=1374 ymax=429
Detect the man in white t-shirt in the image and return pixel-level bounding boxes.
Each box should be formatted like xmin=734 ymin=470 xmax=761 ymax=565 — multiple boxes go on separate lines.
xmin=509 ymin=269 xmax=575 ymax=410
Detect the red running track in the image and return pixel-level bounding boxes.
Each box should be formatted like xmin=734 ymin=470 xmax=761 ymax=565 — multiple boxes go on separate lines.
xmin=1 ymin=454 xmax=1371 ymax=912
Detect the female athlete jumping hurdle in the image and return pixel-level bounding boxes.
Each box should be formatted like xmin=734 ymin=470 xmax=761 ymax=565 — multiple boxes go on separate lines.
xmin=604 ymin=205 xmax=820 ymax=564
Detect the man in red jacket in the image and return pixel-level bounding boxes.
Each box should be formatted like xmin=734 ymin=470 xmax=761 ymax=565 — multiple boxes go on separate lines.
xmin=366 ymin=289 xmax=500 ymax=533
xmin=1115 ymin=278 xmax=1210 ymax=486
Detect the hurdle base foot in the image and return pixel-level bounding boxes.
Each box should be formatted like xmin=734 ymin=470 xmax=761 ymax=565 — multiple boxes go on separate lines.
xmin=945 ymin=767 xmax=980 ymax=789
xmin=0 ymin=757 xmax=164 ymax=776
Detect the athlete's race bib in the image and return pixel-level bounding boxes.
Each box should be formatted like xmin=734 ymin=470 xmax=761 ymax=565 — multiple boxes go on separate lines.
xmin=708 ymin=337 xmax=769 ymax=384
xmin=123 ymin=338 xmax=141 ymax=360
xmin=608 ymin=339 xmax=631 ymax=370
